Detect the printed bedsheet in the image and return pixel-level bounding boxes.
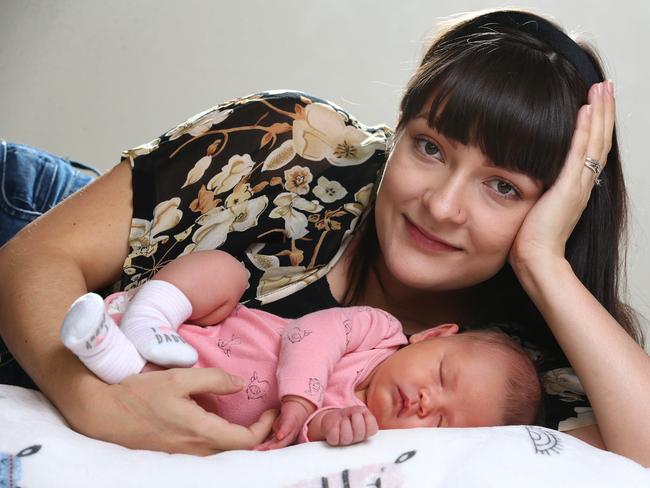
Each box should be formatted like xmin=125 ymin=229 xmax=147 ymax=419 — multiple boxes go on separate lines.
xmin=1 ymin=385 xmax=648 ymax=487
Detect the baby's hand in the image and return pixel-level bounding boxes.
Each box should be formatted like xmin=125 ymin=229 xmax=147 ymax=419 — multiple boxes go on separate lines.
xmin=254 ymin=396 xmax=314 ymax=450
xmin=320 ymin=406 xmax=378 ymax=446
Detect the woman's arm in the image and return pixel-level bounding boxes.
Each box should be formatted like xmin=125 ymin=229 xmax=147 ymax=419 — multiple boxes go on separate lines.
xmin=510 ymin=81 xmax=650 ymax=467
xmin=516 ymin=256 xmax=650 ymax=464
xmin=0 ymin=159 xmax=274 ymax=454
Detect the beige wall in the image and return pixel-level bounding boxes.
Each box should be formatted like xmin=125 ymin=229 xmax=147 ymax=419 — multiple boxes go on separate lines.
xmin=1 ymin=0 xmax=648 ymax=340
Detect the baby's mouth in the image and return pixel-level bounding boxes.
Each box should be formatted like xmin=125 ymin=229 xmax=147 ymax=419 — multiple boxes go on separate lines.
xmin=397 ymin=387 xmax=411 ymax=417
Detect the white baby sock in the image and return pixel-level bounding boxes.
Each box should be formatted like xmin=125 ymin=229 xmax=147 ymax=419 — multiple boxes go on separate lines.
xmin=119 ymin=279 xmax=198 ymax=367
xmin=61 ymin=293 xmax=146 ymax=384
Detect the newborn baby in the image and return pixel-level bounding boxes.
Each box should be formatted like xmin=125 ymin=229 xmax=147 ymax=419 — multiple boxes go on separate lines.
xmin=61 ymin=250 xmax=541 ymax=449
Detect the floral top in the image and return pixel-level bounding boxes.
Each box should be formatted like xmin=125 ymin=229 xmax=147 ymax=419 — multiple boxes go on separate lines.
xmin=120 ymin=90 xmax=593 ymax=432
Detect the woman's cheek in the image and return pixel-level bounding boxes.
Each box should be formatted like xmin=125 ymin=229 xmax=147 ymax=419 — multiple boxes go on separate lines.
xmin=475 ymin=212 xmax=524 ymax=258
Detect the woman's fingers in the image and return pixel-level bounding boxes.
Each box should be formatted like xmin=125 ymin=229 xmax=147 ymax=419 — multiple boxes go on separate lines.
xmin=563 ymin=105 xmax=592 ymax=183
xmin=601 ymin=81 xmax=616 ymax=162
xmin=245 ymin=409 xmax=280 ymax=447
xmin=581 ymin=81 xmax=616 ymax=188
xmin=161 ymin=367 xmax=245 ymax=396
xmin=115 ymin=367 xmax=277 ymax=454
xmin=196 ymin=408 xmax=278 ymax=451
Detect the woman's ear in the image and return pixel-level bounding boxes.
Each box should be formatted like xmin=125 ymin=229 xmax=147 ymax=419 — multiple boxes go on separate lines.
xmin=409 ymin=323 xmax=459 ymax=344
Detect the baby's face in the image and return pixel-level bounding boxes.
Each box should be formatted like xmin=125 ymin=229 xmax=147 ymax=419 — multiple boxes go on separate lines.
xmin=363 ymin=335 xmax=511 ymax=429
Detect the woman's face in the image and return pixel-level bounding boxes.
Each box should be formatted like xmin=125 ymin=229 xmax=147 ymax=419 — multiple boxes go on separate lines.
xmin=374 ymin=114 xmax=543 ymax=292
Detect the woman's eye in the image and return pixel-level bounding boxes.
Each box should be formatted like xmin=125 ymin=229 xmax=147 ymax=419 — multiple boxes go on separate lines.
xmin=487 ymin=179 xmax=521 ymax=199
xmin=415 ymin=137 xmax=442 ymax=159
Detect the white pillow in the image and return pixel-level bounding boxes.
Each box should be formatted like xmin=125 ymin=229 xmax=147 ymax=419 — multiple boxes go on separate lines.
xmin=1 ymin=385 xmax=647 ymax=487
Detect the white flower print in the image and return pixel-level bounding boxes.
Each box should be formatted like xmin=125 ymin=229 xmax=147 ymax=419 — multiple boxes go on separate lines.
xmin=207 ymin=154 xmax=255 ymax=195
xmin=193 ymin=206 xmax=240 ymax=250
xmin=151 ymin=198 xmax=183 ymax=237
xmin=246 ymin=243 xmax=281 ymax=270
xmin=164 ymin=107 xmax=233 ymax=141
xmin=261 ymin=139 xmax=296 ymax=171
xmin=313 ymin=176 xmax=347 ymax=203
xmin=129 ymin=218 xmax=153 ymax=252
xmin=542 ymin=368 xmax=585 ymax=402
xmin=231 ymin=196 xmax=268 ymax=232
xmin=343 ymin=183 xmax=373 ymax=217
xmin=283 ymin=165 xmax=313 ymax=195
xmin=557 ymin=407 xmax=596 ymax=431
xmin=122 ymin=137 xmax=161 ymax=159
xmin=192 ymin=196 xmax=268 ymax=251
xmin=256 ymin=265 xmax=321 ymax=303
xmin=225 ymin=183 xmax=253 ymax=208
xmin=174 ymin=225 xmax=194 ymax=242
xmin=128 ymin=198 xmax=183 ymax=257
xmin=182 ymin=155 xmax=212 ymax=188
xmin=292 ymin=103 xmax=386 ymax=166
xmin=269 ymin=192 xmax=323 ymax=239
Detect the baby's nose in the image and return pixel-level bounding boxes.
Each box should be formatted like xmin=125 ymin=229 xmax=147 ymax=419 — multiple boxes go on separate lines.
xmin=417 ymin=389 xmax=434 ymax=416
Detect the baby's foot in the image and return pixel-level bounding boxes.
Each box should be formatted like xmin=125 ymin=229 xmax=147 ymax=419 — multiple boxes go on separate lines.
xmin=60 ymin=292 xmax=110 ymax=352
xmin=132 ymin=325 xmax=198 ymax=368
xmin=60 ymin=293 xmax=145 ymax=383
xmin=119 ymin=279 xmax=198 ymax=368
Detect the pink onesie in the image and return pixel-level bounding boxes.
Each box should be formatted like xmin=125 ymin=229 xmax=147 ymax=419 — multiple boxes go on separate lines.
xmin=105 ymin=293 xmax=407 ymax=442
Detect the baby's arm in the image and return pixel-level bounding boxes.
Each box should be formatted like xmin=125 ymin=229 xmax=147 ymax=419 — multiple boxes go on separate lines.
xmin=257 ymin=400 xmax=378 ymax=449
xmin=257 ymin=307 xmax=405 ymax=449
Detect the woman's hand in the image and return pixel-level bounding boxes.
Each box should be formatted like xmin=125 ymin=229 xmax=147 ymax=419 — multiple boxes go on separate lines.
xmin=509 ymin=81 xmax=615 ymax=272
xmin=96 ymin=368 xmax=277 ymax=455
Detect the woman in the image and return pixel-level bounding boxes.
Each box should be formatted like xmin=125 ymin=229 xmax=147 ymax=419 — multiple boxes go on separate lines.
xmin=0 ymin=10 xmax=648 ymax=465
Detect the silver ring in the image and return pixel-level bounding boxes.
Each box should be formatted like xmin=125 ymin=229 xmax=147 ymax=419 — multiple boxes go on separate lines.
xmin=584 ymin=157 xmax=601 ymax=176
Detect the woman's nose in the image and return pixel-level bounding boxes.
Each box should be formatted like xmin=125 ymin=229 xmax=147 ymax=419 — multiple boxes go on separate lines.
xmin=423 ymin=175 xmax=467 ymax=224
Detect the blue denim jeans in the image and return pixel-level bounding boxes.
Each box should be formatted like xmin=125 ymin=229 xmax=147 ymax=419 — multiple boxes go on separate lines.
xmin=0 ymin=141 xmax=99 ymax=387
xmin=0 ymin=140 xmax=100 ymax=247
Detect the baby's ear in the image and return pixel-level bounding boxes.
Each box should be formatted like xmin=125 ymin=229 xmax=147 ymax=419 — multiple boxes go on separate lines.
xmin=409 ymin=323 xmax=459 ymax=344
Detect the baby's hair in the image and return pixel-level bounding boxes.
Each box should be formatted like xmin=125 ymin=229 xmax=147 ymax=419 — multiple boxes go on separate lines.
xmin=459 ymin=329 xmax=542 ymax=425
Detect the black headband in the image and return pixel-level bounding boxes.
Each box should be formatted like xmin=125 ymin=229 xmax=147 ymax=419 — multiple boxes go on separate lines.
xmin=455 ymin=10 xmax=601 ymax=88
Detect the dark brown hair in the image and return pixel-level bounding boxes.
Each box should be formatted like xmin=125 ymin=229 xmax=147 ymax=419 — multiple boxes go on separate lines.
xmin=344 ymin=10 xmax=643 ymax=346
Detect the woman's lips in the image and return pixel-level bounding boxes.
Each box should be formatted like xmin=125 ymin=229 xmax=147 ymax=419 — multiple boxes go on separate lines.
xmin=404 ymin=216 xmax=462 ymax=253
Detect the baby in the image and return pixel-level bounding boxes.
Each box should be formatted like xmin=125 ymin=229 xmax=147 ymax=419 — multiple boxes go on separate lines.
xmin=61 ymin=250 xmax=541 ymax=449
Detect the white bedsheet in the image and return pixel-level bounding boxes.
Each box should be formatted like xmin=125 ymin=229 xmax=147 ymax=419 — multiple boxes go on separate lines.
xmin=1 ymin=384 xmax=648 ymax=487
